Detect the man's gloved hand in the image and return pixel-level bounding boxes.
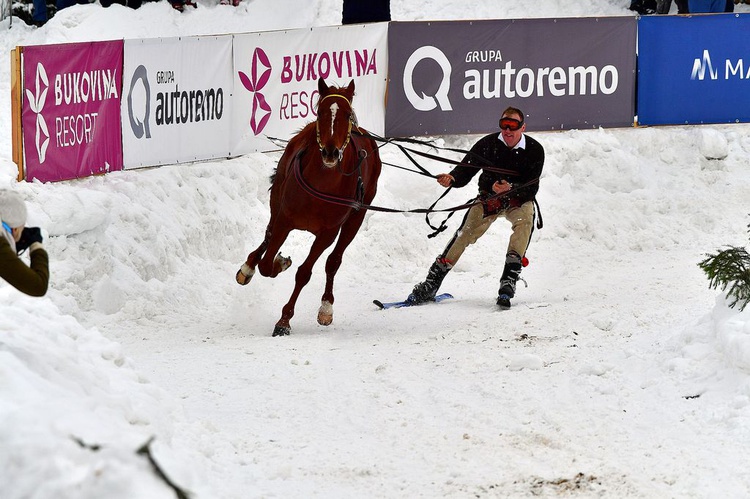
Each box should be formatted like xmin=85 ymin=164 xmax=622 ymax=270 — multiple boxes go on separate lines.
xmin=16 ymin=227 xmax=43 ymax=254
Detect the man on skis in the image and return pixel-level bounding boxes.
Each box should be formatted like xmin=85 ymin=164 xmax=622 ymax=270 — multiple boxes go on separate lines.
xmin=408 ymin=106 xmax=545 ymax=309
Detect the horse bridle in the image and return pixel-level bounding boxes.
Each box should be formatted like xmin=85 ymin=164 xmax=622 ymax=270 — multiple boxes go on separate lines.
xmin=315 ymin=93 xmax=354 ymax=163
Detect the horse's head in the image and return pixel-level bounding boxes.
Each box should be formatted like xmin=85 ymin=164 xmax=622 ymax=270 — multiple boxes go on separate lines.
xmin=316 ymin=77 xmax=356 ymax=168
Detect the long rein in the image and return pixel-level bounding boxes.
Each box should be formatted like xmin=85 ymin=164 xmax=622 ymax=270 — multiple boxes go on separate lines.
xmin=353 ymin=129 xmax=543 ymax=235
xmin=290 ymin=128 xmax=542 ymax=236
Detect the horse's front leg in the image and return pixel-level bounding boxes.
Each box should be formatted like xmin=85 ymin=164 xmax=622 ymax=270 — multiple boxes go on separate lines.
xmin=318 ymin=211 xmax=367 ymax=326
xmin=273 ymin=229 xmax=339 ymax=337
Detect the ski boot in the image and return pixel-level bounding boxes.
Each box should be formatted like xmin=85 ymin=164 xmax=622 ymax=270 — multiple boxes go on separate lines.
xmin=497 ymin=252 xmax=523 ymax=309
xmin=408 ymin=258 xmax=452 ymax=305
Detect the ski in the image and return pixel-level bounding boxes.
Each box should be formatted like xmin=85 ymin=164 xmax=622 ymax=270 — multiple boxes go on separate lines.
xmin=373 ymin=293 xmax=454 ymax=310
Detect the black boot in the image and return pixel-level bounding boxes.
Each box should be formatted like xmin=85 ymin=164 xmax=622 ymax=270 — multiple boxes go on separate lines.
xmin=408 ymin=259 xmax=452 ymax=304
xmin=656 ymin=0 xmax=671 ymax=14
xmin=497 ymin=252 xmax=523 ymax=309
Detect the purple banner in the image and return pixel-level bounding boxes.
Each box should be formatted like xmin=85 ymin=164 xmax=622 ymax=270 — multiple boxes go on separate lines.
xmin=22 ymin=40 xmax=123 ymax=182
xmin=386 ymin=18 xmax=636 ymax=137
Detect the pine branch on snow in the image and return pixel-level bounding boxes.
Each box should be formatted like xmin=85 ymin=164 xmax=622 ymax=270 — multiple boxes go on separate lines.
xmin=699 ymin=221 xmax=750 ymax=311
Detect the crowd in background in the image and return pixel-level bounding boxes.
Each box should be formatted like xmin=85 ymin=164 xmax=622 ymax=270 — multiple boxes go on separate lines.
xmin=26 ymin=0 xmax=242 ymax=26
xmin=630 ymin=0 xmax=746 ymax=14
xmin=23 ymin=0 xmax=392 ymax=27
xmin=23 ymin=0 xmax=747 ymax=29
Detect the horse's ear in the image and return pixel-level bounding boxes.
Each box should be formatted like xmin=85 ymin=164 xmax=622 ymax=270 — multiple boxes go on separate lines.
xmin=318 ymin=77 xmax=329 ymax=98
xmin=346 ymin=79 xmax=355 ymax=98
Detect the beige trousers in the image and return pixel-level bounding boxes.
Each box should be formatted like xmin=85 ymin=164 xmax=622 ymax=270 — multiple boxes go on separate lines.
xmin=441 ymin=200 xmax=535 ymax=265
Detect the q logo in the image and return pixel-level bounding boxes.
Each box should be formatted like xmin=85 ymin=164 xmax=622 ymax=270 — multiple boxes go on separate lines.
xmin=403 ymin=46 xmax=453 ymax=112
xmin=25 ymin=62 xmax=50 ymax=163
xmin=127 ymin=65 xmax=151 ymax=139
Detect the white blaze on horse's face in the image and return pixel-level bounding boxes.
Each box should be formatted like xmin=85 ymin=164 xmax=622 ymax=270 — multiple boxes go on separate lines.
xmin=330 ymin=102 xmax=339 ymax=137
xmin=320 ymin=101 xmax=343 ymax=168
xmin=318 ymin=100 xmax=351 ymax=168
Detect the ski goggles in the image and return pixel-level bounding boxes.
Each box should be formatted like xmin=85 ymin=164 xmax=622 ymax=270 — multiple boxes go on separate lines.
xmin=499 ymin=117 xmax=524 ymax=131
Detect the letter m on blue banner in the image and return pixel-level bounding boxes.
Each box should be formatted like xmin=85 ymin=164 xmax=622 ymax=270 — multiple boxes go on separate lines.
xmin=638 ymin=14 xmax=750 ymax=126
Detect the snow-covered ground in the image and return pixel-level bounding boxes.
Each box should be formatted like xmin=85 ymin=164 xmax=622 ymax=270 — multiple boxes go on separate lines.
xmin=2 ymin=1 xmax=750 ymax=497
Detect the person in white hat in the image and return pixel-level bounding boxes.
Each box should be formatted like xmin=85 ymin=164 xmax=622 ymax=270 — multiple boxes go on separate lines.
xmin=0 ymin=190 xmax=49 ymax=296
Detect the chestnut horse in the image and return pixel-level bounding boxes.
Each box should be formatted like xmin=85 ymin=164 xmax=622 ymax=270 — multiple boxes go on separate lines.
xmin=236 ymin=78 xmax=382 ymax=337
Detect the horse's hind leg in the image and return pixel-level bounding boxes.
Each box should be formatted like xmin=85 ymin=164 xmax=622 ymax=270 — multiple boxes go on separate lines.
xmin=257 ymin=225 xmax=294 ymax=278
xmin=236 ymin=243 xmax=266 ymax=285
xmin=273 ymin=228 xmax=338 ymax=337
xmin=318 ymin=211 xmax=367 ymax=326
xmin=236 ymin=225 xmax=274 ymax=285
xmin=236 ymin=221 xmax=296 ymax=285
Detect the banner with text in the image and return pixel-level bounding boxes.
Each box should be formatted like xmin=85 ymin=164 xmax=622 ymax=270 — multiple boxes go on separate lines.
xmin=232 ymin=23 xmax=388 ymax=155
xmin=22 ymin=40 xmax=123 ymax=182
xmin=637 ymin=14 xmax=750 ymax=125
xmin=386 ymin=17 xmax=636 ymax=137
xmin=121 ymin=36 xmax=233 ymax=169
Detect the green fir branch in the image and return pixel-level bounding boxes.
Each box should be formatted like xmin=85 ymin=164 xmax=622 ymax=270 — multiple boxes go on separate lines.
xmin=699 ymin=244 xmax=750 ymax=312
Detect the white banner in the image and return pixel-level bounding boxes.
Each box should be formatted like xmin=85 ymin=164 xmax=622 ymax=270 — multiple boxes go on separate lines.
xmin=232 ymin=23 xmax=388 ymax=155
xmin=121 ymin=36 xmax=234 ymax=169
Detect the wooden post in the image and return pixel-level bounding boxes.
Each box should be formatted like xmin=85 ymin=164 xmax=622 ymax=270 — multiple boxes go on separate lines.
xmin=10 ymin=46 xmax=24 ymax=182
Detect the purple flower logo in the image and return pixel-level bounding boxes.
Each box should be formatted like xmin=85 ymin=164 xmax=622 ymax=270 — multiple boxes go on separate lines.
xmin=238 ymin=48 xmax=272 ymax=135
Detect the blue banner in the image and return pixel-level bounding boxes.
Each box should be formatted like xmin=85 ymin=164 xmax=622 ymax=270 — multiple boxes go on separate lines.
xmin=638 ymin=14 xmax=750 ymax=126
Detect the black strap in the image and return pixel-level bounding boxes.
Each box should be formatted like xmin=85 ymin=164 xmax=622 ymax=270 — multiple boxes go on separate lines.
xmin=353 ymin=129 xmax=517 ymax=176
xmin=534 ymin=198 xmax=543 ymax=230
xmin=425 ymin=187 xmax=458 ymax=238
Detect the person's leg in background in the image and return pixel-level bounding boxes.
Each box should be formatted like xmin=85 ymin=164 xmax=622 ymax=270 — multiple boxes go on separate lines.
xmin=31 ymin=0 xmax=47 ymax=26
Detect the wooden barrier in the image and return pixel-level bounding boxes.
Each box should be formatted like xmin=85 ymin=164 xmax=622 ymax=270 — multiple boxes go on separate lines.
xmin=11 ymin=46 xmax=23 ymax=181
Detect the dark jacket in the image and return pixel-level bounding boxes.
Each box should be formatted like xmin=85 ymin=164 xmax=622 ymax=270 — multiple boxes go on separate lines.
xmin=449 ymin=133 xmax=545 ymax=206
xmin=0 ymin=237 xmax=49 ymax=297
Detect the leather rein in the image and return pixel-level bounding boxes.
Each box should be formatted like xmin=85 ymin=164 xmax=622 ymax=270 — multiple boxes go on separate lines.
xmin=292 ymin=99 xmax=542 ymax=236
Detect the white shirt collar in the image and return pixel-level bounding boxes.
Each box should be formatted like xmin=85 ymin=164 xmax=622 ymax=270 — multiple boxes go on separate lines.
xmin=498 ymin=133 xmax=526 ymax=150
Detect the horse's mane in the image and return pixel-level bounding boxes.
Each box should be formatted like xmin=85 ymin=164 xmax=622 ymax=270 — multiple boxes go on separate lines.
xmin=269 ymin=122 xmax=318 ymax=188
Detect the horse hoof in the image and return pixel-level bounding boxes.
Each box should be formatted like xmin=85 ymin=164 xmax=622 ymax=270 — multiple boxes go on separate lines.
xmin=274 ymin=252 xmax=292 ymax=273
xmin=235 ymin=270 xmax=251 ymax=285
xmin=235 ymin=263 xmax=255 ymax=285
xmin=272 ymin=325 xmax=291 ymax=337
xmin=317 ymin=300 xmax=333 ymax=326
